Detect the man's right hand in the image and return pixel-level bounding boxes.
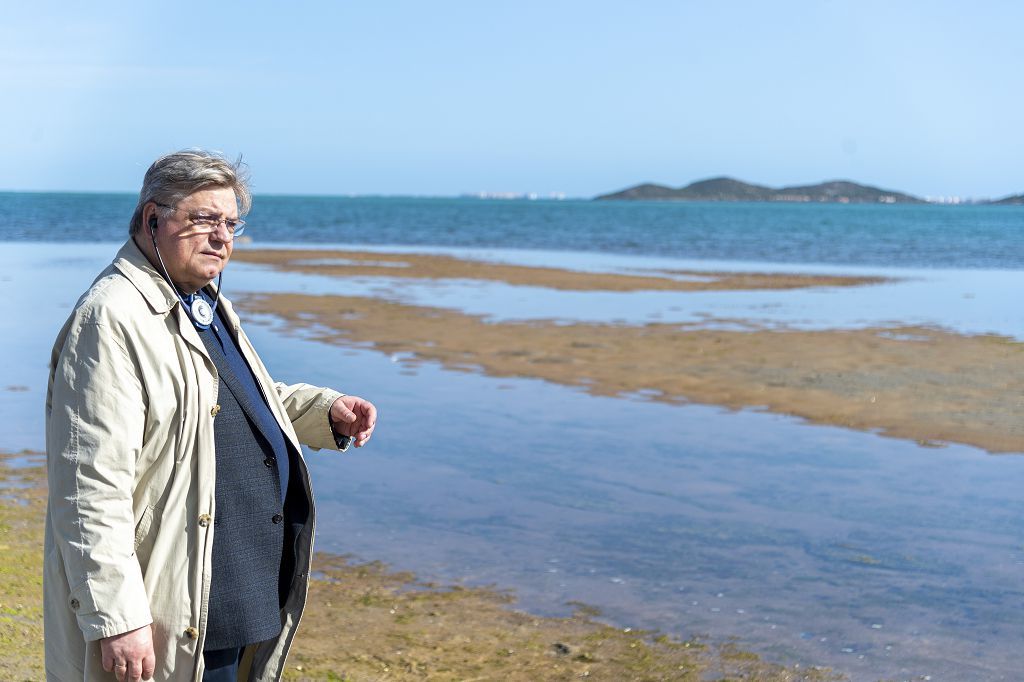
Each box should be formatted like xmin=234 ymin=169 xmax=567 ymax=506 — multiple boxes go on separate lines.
xmin=100 ymin=624 xmax=156 ymax=681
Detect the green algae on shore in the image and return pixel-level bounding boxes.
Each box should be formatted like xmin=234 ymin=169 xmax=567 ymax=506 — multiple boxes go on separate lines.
xmin=0 ymin=453 xmax=841 ymax=681
xmin=286 ymin=553 xmax=843 ymax=681
xmin=0 ymin=451 xmax=46 ymax=681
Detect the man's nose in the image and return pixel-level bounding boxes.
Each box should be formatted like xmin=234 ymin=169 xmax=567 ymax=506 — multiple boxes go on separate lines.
xmin=208 ymin=223 xmax=234 ymax=242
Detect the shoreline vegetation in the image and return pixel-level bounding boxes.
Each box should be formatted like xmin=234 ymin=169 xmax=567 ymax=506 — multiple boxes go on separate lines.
xmin=234 ymin=248 xmax=1024 ymax=455
xmin=1 ymin=452 xmax=841 ymax=681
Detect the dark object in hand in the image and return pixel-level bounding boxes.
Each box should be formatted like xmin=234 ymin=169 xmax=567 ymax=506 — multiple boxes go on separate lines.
xmin=332 ymin=428 xmax=353 ymax=452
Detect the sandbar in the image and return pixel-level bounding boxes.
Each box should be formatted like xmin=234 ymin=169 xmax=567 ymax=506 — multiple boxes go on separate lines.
xmin=232 ymin=248 xmax=888 ymax=292
xmin=240 ymin=292 xmax=1024 ymax=455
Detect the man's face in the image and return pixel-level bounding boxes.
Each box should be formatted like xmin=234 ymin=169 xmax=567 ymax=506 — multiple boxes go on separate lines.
xmin=150 ymin=187 xmax=237 ymax=293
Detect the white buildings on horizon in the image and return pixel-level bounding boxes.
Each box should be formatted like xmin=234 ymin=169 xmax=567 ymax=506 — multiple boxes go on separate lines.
xmin=463 ymin=191 xmax=568 ymax=201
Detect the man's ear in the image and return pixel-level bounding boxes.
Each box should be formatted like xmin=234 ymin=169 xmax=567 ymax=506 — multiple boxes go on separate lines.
xmin=144 ymin=204 xmax=159 ymax=235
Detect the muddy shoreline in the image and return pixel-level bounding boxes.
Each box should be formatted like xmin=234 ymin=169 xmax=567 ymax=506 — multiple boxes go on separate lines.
xmin=0 ymin=453 xmax=839 ymax=680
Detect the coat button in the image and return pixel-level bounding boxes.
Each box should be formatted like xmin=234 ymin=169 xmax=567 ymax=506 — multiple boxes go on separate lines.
xmin=184 ymin=626 xmax=199 ymax=640
xmin=69 ymin=598 xmax=80 ymax=610
xmin=198 ymin=514 xmax=212 ymax=527
xmin=264 ymin=457 xmax=275 ymax=468
xmin=210 ymin=404 xmax=221 ymax=417
xmin=271 ymin=513 xmax=283 ymax=524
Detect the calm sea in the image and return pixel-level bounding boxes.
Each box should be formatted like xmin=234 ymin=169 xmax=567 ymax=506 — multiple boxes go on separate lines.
xmin=1 ymin=191 xmax=1022 ymax=268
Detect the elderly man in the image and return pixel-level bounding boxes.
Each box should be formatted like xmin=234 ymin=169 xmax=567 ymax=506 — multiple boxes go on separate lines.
xmin=44 ymin=150 xmax=377 ymax=681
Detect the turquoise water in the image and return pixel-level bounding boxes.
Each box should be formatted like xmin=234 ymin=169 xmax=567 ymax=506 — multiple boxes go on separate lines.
xmin=2 ymin=192 xmax=1023 ymax=269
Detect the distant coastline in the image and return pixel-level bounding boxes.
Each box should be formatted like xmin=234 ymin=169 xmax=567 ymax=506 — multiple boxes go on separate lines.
xmin=595 ymin=176 xmax=1024 ymax=205
xmin=0 ymin=186 xmax=1021 ymax=205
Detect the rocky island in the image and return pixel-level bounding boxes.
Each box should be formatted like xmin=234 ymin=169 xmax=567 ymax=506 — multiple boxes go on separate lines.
xmin=595 ymin=176 xmax=923 ymax=203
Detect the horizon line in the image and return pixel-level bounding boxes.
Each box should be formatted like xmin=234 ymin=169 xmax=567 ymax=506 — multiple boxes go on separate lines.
xmin=0 ymin=188 xmax=588 ymax=200
xmin=0 ymin=182 xmax=1018 ymax=203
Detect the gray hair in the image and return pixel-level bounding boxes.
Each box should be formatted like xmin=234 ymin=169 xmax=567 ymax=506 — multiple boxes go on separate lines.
xmin=128 ymin=149 xmax=252 ymax=236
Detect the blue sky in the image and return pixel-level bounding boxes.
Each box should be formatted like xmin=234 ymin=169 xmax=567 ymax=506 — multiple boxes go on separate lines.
xmin=1 ymin=2 xmax=1020 ymax=198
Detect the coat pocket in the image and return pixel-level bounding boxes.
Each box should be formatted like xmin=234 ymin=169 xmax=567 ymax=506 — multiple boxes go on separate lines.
xmin=133 ymin=505 xmax=156 ymax=551
xmin=133 ymin=504 xmax=162 ymax=574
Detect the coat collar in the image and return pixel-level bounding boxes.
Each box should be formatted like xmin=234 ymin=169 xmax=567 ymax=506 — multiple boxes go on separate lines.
xmin=112 ymin=237 xmax=180 ymax=314
xmin=111 ymin=238 xmax=242 ymax=328
xmin=111 ymin=238 xmax=245 ymax=363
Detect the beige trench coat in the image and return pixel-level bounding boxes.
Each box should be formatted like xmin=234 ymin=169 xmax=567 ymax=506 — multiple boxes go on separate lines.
xmin=44 ymin=239 xmax=343 ymax=681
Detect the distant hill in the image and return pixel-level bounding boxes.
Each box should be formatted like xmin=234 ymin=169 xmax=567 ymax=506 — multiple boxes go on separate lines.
xmin=600 ymin=183 xmax=680 ymax=200
xmin=773 ymin=180 xmax=922 ymax=204
xmin=673 ymin=177 xmax=774 ymax=201
xmin=596 ymin=176 xmax=924 ymax=204
xmin=991 ymin=193 xmax=1024 ymax=205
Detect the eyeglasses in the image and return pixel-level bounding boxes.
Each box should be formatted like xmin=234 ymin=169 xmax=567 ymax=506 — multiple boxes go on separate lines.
xmin=155 ymin=203 xmax=246 ymax=238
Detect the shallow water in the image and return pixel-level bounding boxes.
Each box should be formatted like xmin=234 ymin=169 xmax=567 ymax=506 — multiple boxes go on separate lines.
xmin=256 ymin=315 xmax=1024 ymax=681
xmin=5 ymin=242 xmax=1024 ymax=681
xmin=231 ymin=243 xmax=1024 ymax=340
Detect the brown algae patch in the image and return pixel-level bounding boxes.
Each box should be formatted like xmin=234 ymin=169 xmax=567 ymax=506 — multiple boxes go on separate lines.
xmin=240 ymin=293 xmax=1024 ymax=454
xmin=232 ymin=248 xmax=887 ymax=292
xmin=0 ymin=456 xmax=839 ymax=681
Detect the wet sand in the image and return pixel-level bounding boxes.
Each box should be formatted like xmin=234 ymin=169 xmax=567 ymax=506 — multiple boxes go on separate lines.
xmin=234 ymin=251 xmax=1023 ymax=455
xmin=232 ymin=248 xmax=888 ymax=292
xmin=0 ymin=453 xmax=839 ymax=681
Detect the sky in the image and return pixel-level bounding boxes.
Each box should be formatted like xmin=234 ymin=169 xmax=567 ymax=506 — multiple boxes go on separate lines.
xmin=1 ymin=1 xmax=1020 ymax=199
